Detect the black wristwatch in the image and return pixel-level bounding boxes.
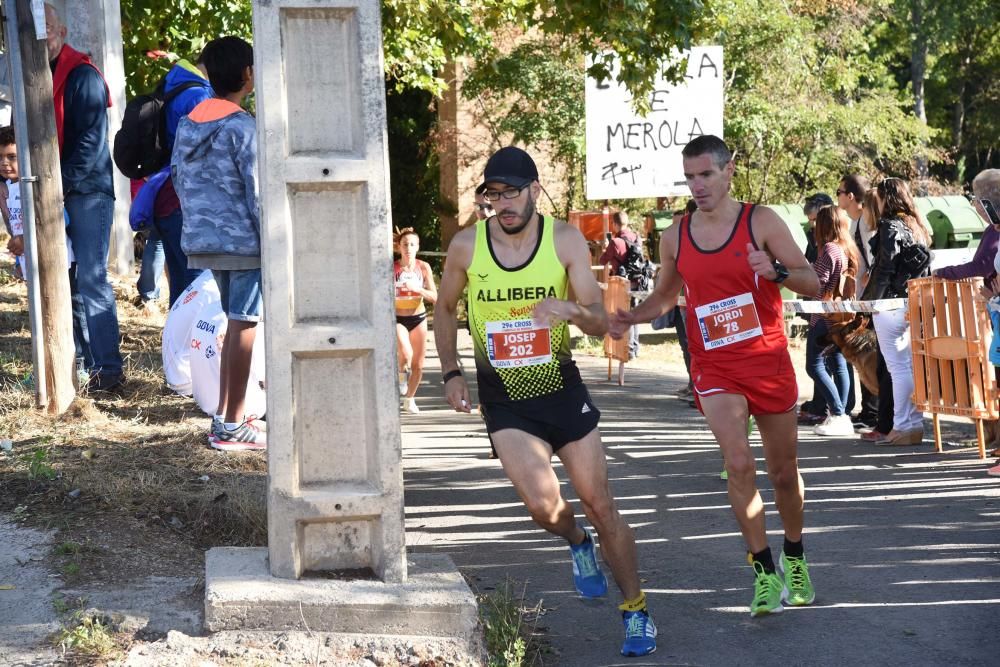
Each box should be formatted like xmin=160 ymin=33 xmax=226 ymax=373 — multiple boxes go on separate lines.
xmin=770 ymin=261 xmax=789 ymax=284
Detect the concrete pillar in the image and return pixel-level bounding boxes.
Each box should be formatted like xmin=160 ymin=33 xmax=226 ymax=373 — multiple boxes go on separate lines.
xmin=253 ymin=0 xmax=405 ymax=583
xmin=204 ymin=1 xmax=477 ymax=639
xmin=56 ymin=0 xmax=132 ymax=275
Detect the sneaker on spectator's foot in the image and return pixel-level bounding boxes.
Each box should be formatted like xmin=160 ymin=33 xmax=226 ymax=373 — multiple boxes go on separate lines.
xmin=569 ymin=529 xmax=608 ymax=598
xmin=211 ymin=419 xmax=267 ymax=451
xmin=797 ymin=410 xmax=825 ymax=426
xmin=208 ymin=416 xmax=224 ymax=446
xmin=860 ymin=429 xmax=888 ymax=442
xmin=814 ymin=414 xmax=855 ymax=437
xmin=855 ymin=411 xmax=879 ymax=429
xmin=749 ymin=561 xmax=784 ymax=617
xmin=779 ymin=552 xmax=816 ymax=606
xmin=87 ymin=372 xmax=125 ymax=394
xmin=403 ymin=397 xmax=420 ymax=414
xmin=720 ymin=468 xmax=728 ymax=481
xmin=988 ymin=461 xmax=1000 ymax=477
xmin=620 ymin=610 xmax=657 ymax=657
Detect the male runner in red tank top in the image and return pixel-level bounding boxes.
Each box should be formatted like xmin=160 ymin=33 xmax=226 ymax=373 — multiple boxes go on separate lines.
xmin=610 ymin=135 xmax=821 ymax=618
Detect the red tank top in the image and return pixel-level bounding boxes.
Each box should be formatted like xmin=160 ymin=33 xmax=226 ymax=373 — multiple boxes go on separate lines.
xmin=677 ymin=203 xmax=788 ymax=375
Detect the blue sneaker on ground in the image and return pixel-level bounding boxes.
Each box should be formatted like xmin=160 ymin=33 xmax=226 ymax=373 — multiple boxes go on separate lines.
xmin=569 ymin=529 xmax=608 ymax=598
xmin=621 ymin=610 xmax=657 ymax=657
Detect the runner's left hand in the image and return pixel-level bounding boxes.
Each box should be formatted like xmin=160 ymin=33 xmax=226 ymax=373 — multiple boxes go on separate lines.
xmin=745 ymin=243 xmax=776 ymax=280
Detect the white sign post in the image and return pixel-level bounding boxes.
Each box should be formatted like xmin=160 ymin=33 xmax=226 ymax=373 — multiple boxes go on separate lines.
xmin=585 ymin=46 xmax=724 ymax=200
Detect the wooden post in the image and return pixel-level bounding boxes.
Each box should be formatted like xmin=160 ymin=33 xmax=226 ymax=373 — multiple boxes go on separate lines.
xmin=13 ymin=0 xmax=76 ymax=414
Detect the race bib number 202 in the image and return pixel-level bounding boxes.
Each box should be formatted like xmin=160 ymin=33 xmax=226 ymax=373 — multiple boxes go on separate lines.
xmin=694 ymin=292 xmax=762 ymax=350
xmin=485 ymin=319 xmax=552 ymax=368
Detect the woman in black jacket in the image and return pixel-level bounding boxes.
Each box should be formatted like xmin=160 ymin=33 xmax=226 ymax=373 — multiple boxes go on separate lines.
xmin=859 ymin=178 xmax=931 ymax=445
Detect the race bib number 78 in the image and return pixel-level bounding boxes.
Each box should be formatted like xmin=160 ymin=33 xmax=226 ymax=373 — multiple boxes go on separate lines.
xmin=485 ymin=319 xmax=552 ymax=368
xmin=694 ymin=292 xmax=763 ymax=350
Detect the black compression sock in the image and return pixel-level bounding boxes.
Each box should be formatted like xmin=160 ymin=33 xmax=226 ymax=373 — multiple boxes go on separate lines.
xmin=783 ymin=537 xmax=804 ymax=559
xmin=751 ymin=547 xmax=775 ymax=573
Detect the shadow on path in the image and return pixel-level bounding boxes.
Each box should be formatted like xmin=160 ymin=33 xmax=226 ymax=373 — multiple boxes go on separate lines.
xmin=402 ymin=334 xmax=1000 ymax=666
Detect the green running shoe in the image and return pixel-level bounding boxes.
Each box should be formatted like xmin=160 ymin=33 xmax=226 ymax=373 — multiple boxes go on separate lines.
xmin=720 ymin=468 xmax=728 ymax=480
xmin=779 ymin=552 xmax=816 ymax=606
xmin=749 ymin=560 xmax=784 ymax=617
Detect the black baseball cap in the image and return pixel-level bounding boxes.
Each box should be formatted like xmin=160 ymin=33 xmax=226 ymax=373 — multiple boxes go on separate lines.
xmin=478 ymin=146 xmax=539 ymax=192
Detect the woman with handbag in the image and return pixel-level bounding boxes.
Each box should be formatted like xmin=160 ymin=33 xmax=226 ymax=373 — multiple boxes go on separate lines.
xmin=807 ymin=205 xmax=861 ymax=437
xmin=860 ymin=179 xmax=931 ymax=445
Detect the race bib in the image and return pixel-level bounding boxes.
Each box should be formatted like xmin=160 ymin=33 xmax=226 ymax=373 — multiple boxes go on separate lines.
xmin=395 ymin=266 xmax=424 ymax=309
xmin=694 ymin=292 xmax=762 ymax=350
xmin=485 ymin=319 xmax=552 ymax=368
xmin=395 ymin=282 xmax=422 ymax=308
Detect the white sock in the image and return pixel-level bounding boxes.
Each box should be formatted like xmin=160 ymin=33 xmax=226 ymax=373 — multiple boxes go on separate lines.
xmin=214 ymin=414 xmax=223 ymax=422
xmin=224 ymin=422 xmax=240 ymax=431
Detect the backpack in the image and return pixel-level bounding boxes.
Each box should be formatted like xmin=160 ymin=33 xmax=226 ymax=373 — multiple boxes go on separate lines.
xmin=113 ymin=78 xmax=201 ymax=179
xmin=616 ymin=237 xmax=654 ymax=291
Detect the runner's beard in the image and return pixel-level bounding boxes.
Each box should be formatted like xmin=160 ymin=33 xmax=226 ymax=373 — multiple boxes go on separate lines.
xmin=497 ymin=199 xmax=536 ymax=236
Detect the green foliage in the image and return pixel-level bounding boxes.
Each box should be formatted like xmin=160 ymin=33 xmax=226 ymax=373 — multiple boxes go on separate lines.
xmin=386 ymin=82 xmax=441 ymax=251
xmin=21 ymin=447 xmax=55 ymax=480
xmin=698 ymin=0 xmax=933 ymax=202
xmin=120 ymin=0 xmax=253 ymax=98
xmin=54 ymin=612 xmax=117 ymax=658
xmin=381 ymin=1 xmax=701 ymax=106
xmin=54 ymin=541 xmax=82 ymax=556
xmin=881 ymin=0 xmax=1000 ymax=182
xmin=462 ymin=38 xmax=587 ymax=216
xmin=479 ymin=578 xmax=545 ymax=667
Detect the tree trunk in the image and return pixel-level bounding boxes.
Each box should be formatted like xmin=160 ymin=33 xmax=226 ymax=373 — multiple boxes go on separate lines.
xmin=14 ymin=0 xmax=76 ymax=415
xmin=951 ymin=50 xmax=971 ymax=183
xmin=910 ymin=0 xmax=929 ymax=187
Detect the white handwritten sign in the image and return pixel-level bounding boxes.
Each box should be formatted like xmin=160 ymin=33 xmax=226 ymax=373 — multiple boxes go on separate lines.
xmin=585 ymin=46 xmax=724 ymax=200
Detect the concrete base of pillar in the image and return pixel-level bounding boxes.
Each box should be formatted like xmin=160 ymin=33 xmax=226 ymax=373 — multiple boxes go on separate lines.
xmin=204 ymin=548 xmax=479 ymax=641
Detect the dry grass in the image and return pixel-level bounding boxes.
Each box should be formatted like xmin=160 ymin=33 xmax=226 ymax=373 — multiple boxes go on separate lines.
xmin=0 ymin=257 xmax=267 ymax=568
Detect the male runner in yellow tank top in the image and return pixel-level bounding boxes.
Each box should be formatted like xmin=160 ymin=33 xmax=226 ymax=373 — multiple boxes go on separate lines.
xmin=435 ymin=147 xmax=656 ymax=658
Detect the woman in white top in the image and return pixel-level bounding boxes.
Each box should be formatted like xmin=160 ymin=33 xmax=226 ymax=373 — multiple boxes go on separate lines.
xmin=393 ymin=228 xmax=437 ymax=413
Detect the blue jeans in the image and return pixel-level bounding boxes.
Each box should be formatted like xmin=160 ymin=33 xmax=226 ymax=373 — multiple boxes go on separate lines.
xmin=805 ymin=320 xmax=849 ymax=416
xmin=137 ymin=227 xmax=164 ymax=301
xmin=153 ymin=208 xmax=200 ymax=306
xmin=65 ymin=193 xmax=123 ymax=376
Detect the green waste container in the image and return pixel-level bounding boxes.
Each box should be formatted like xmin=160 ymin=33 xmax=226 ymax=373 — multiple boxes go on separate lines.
xmin=918 ymin=197 xmax=985 ymax=249
xmin=765 ymin=204 xmax=809 ymax=253
xmin=643 ymin=210 xmax=674 ymax=262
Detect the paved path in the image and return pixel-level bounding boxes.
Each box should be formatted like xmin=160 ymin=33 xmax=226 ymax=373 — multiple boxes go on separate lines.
xmin=402 ymin=332 xmax=1000 ymax=666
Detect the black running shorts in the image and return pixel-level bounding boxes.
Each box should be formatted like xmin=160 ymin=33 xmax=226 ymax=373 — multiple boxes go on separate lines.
xmin=480 ymin=384 xmax=601 ymax=453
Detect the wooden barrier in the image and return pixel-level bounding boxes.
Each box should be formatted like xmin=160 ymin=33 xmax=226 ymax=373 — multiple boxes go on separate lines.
xmin=909 ymin=276 xmax=998 ymax=458
xmin=603 ymin=275 xmax=631 ymax=385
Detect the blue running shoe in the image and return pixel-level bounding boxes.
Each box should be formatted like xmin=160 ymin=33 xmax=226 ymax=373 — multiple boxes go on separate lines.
xmin=569 ymin=529 xmax=608 ymax=598
xmin=621 ymin=610 xmax=657 ymax=657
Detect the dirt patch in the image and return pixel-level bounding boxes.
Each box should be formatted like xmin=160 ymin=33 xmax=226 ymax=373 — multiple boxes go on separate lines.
xmin=0 ymin=265 xmax=487 ymax=665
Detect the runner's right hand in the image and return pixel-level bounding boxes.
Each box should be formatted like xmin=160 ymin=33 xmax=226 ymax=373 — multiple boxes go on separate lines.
xmin=608 ymin=308 xmax=634 ymax=339
xmin=445 ymin=375 xmax=472 ymax=413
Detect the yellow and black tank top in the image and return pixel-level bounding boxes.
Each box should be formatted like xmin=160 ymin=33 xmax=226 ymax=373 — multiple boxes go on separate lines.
xmin=467 ymin=215 xmax=581 ymax=403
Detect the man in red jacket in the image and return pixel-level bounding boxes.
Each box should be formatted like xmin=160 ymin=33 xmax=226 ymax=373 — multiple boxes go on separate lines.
xmin=46 ymin=2 xmax=123 ymax=392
